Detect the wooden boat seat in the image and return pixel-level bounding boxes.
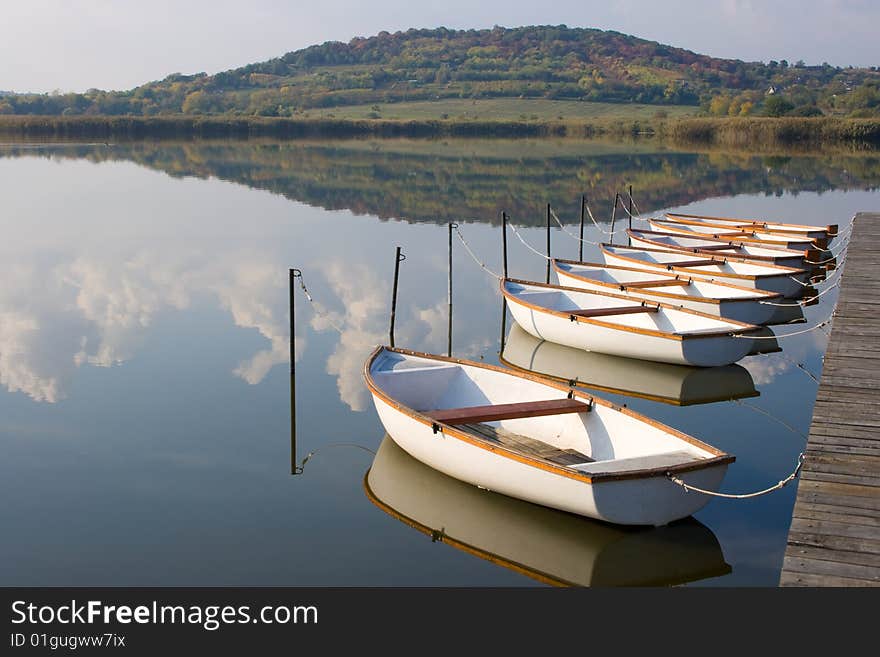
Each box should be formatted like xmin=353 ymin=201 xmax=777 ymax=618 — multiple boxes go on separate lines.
xmin=696 ymin=244 xmax=739 ymax=251
xmin=576 ymin=450 xmax=698 ymax=474
xmin=664 ymin=259 xmax=720 ymax=268
xmin=460 ymin=422 xmax=594 ymax=467
xmin=565 ymin=305 xmax=658 ymax=318
xmin=621 ymin=279 xmax=690 ymax=289
xmin=425 ymin=398 xmax=590 ymax=425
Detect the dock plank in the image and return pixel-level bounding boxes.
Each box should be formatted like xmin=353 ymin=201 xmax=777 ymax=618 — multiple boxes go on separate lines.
xmin=780 ymin=212 xmax=880 ymax=586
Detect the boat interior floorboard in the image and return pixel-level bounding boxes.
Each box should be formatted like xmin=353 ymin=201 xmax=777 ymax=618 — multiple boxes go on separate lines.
xmin=460 ymin=422 xmax=594 ymax=467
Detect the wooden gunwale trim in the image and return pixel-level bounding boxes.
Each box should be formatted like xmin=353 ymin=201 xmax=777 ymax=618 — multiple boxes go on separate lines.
xmin=600 ymin=244 xmax=806 ymax=280
xmin=365 ymin=346 xmax=734 ymax=484
xmin=363 ymin=470 xmax=570 ymax=587
xmin=501 ymin=277 xmax=761 ymax=340
xmin=650 ymin=219 xmax=822 ymax=249
xmin=554 ymin=258 xmax=783 ymax=301
xmin=628 ymin=230 xmax=813 ymax=262
xmin=665 ymin=212 xmax=837 ymax=236
xmin=497 ymin=353 xmax=761 ymax=406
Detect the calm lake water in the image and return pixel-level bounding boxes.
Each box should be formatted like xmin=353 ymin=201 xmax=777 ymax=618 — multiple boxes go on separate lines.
xmin=1 ymin=139 xmax=877 ymax=586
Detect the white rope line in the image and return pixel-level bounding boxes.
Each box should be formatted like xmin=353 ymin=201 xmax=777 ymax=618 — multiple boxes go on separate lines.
xmin=776 ymin=353 xmax=822 ymax=384
xmin=549 ymin=208 xmax=604 ymax=244
xmin=508 ymin=222 xmax=553 ymax=260
xmin=586 ymin=203 xmax=627 ymax=236
xmin=453 ymin=224 xmax=503 ymax=280
xmin=733 ymin=316 xmax=833 ymax=339
xmin=296 ymin=442 xmax=377 ymax=473
xmin=735 ymin=398 xmax=809 ymax=438
xmin=618 ymin=196 xmax=647 ymax=221
xmin=294 ymin=272 xmax=345 ymax=334
xmin=759 ymin=278 xmax=842 ymax=306
xmin=667 ymin=453 xmax=804 ymax=499
xmin=805 ymin=237 xmax=850 ymax=264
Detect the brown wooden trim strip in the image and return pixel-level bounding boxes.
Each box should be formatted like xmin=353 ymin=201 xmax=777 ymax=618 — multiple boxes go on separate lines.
xmin=620 ymin=279 xmax=692 ymax=289
xmin=566 ymin=305 xmax=658 ymax=318
xmin=424 ymin=398 xmax=590 ymax=424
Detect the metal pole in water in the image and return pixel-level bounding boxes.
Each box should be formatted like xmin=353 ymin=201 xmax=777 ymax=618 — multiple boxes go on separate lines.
xmin=546 ymin=203 xmax=551 ymax=284
xmin=609 ymin=193 xmax=620 ymax=246
xmin=629 ymin=185 xmax=632 ymax=230
xmin=389 ymin=246 xmax=405 ymax=348
xmin=289 ymin=268 xmax=302 ymax=475
xmin=579 ymin=194 xmax=586 ymax=262
xmin=502 ymin=211 xmax=509 ymax=279
xmin=448 ymin=222 xmax=455 ymax=357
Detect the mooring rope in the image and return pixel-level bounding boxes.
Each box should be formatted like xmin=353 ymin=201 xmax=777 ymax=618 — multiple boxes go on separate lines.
xmin=759 ymin=278 xmax=842 ymax=307
xmin=732 ymin=315 xmax=834 ymax=339
xmin=293 ymin=270 xmax=345 ymax=334
xmin=734 ymin=398 xmax=809 ymax=438
xmin=549 ymin=208 xmax=606 ymax=243
xmin=453 ymin=224 xmax=503 ymax=280
xmin=667 ymin=453 xmax=805 ymax=499
xmin=776 ymin=353 xmax=822 ymax=384
xmin=805 ymin=237 xmax=851 ymax=265
xmin=295 ymin=442 xmax=377 ymax=473
xmin=508 ymin=221 xmax=554 ymax=260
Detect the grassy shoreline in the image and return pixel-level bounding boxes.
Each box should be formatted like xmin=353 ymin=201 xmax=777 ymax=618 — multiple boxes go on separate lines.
xmin=1 ymin=115 xmax=878 ymax=148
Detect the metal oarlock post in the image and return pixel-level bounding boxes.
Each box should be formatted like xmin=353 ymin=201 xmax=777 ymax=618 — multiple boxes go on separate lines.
xmin=502 ymin=211 xmax=509 ymax=279
xmin=609 ymin=193 xmax=620 ymax=246
xmin=546 ymin=203 xmax=552 ymax=283
xmin=579 ymin=194 xmax=586 ymax=262
xmin=389 ymin=246 xmax=405 ymax=348
xmin=290 ymin=268 xmax=303 ymax=475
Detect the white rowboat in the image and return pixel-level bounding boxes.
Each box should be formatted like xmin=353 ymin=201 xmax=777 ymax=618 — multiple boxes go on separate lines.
xmin=365 ymin=346 xmax=734 ymax=526
xmin=647 ymin=218 xmax=825 ymax=252
xmin=553 ymin=258 xmax=781 ymax=325
xmin=502 ymin=278 xmax=762 ymax=367
xmin=665 ymin=212 xmax=837 ymax=244
xmin=600 ymin=243 xmax=811 ymax=298
xmin=366 ymin=435 xmax=732 ymax=585
xmin=627 ymin=228 xmax=819 ymax=269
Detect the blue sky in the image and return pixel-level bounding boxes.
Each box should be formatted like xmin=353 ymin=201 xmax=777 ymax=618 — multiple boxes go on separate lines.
xmin=2 ymin=0 xmax=878 ymax=93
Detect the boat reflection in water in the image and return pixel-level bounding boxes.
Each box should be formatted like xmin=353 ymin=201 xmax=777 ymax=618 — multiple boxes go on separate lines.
xmin=365 ymin=436 xmax=731 ymax=586
xmin=501 ymin=324 xmax=759 ymax=406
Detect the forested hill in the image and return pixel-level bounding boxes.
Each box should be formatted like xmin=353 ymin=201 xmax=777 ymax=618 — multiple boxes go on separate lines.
xmin=3 ymin=25 xmax=879 ymax=118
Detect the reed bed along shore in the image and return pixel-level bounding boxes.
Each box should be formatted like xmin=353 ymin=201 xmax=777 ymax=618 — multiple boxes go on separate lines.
xmin=1 ymin=115 xmax=878 ymax=149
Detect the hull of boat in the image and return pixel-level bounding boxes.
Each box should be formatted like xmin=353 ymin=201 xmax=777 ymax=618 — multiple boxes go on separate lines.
xmin=648 ymin=219 xmax=821 ymax=251
xmin=664 ymin=212 xmax=837 ymax=243
xmin=628 ymin=232 xmax=809 ymax=269
xmin=555 ymin=268 xmax=777 ymax=325
xmin=505 ymin=294 xmax=755 ymax=367
xmin=370 ymin=393 xmax=728 ymax=526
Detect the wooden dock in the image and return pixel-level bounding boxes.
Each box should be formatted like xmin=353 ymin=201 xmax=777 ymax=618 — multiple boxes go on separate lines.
xmin=780 ymin=212 xmax=880 ymax=586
